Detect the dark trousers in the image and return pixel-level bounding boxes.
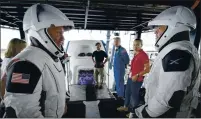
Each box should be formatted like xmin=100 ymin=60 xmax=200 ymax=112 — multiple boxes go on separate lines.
xmin=124 ymin=79 xmax=143 ymax=108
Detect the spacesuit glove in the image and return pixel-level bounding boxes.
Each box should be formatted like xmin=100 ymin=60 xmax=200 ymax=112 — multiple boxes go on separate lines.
xmin=60 ymin=53 xmax=69 ymax=64
xmin=62 ymin=57 xmax=70 ymax=64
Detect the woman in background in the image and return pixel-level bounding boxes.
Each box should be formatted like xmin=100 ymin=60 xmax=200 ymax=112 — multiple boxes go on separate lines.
xmin=1 ymin=38 xmax=27 ymax=98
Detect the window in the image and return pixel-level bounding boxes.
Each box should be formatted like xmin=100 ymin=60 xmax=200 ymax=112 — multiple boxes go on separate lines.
xmin=141 ymin=31 xmax=158 ymax=63
xmin=78 ymin=53 xmax=86 ymax=57
xmin=141 ymin=31 xmax=156 ymax=52
xmin=86 ymin=53 xmax=93 ymax=56
xmin=1 ymin=28 xmax=20 ymax=58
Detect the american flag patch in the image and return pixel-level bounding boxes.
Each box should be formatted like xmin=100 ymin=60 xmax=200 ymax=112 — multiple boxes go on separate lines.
xmin=11 ymin=73 xmax=30 ymax=84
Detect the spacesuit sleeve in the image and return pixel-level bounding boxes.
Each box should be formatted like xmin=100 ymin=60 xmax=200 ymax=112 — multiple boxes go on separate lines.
xmin=4 ymin=61 xmax=43 ymax=118
xmin=121 ymin=48 xmax=130 ymax=65
xmin=137 ymin=49 xmax=194 ymax=118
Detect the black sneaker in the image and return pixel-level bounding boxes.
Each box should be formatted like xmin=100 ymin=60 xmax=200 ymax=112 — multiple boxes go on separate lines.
xmin=95 ymin=85 xmax=99 ymax=89
xmin=99 ymin=85 xmax=103 ymax=89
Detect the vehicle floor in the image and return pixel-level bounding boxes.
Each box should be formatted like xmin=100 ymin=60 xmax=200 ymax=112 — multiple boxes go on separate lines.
xmin=62 ymin=93 xmax=128 ymax=118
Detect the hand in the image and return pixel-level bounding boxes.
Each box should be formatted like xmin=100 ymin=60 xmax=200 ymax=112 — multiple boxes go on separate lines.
xmin=64 ymin=53 xmax=68 ymax=58
xmin=132 ymin=74 xmax=139 ymax=82
xmin=62 ymin=53 xmax=70 ymax=64
xmin=100 ymin=62 xmax=105 ymax=66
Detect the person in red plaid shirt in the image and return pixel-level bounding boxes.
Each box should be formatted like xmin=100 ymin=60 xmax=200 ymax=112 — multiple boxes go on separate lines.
xmin=117 ymin=39 xmax=150 ymax=117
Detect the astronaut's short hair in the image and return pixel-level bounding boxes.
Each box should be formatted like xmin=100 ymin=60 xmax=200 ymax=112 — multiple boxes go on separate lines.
xmin=95 ymin=42 xmax=101 ymax=46
xmin=113 ymin=37 xmax=121 ymax=41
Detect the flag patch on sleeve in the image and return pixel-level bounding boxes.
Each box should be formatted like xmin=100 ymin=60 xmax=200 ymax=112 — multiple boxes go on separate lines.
xmin=11 ymin=73 xmax=30 ymax=84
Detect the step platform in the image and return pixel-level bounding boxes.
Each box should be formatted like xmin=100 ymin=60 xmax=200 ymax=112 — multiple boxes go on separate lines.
xmin=63 ymin=84 xmax=120 ymax=118
xmin=69 ymin=84 xmax=115 ymax=101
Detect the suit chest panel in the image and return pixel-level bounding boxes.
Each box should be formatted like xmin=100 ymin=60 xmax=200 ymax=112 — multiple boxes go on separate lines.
xmin=43 ymin=61 xmax=66 ymax=93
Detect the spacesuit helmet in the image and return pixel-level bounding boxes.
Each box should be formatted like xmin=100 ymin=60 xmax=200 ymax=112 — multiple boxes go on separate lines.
xmin=23 ymin=3 xmax=74 ymax=57
xmin=148 ymin=6 xmax=196 ymax=51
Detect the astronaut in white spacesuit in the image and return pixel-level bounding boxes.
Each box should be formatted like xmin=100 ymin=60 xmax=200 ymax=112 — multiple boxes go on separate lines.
xmin=130 ymin=6 xmax=201 ymax=118
xmin=3 ymin=4 xmax=74 ymax=117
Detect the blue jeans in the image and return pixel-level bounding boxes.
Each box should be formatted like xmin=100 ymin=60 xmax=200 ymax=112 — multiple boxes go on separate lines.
xmin=124 ymin=79 xmax=143 ymax=108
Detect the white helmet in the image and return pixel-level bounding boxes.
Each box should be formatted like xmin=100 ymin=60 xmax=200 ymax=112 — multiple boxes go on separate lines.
xmin=23 ymin=3 xmax=74 ymax=57
xmin=148 ymin=6 xmax=196 ymax=51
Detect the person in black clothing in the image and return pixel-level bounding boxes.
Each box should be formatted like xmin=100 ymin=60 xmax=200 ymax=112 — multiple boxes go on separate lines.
xmin=92 ymin=42 xmax=108 ymax=89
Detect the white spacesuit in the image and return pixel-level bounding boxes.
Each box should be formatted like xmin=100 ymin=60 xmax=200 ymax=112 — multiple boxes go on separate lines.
xmin=3 ymin=4 xmax=74 ymax=118
xmin=133 ymin=6 xmax=201 ymax=118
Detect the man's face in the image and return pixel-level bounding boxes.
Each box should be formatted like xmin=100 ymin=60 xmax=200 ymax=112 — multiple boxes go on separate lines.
xmin=47 ymin=25 xmax=65 ymax=49
xmin=96 ymin=44 xmax=101 ymax=50
xmin=133 ymin=40 xmax=142 ymax=52
xmin=154 ymin=25 xmax=167 ymax=42
xmin=114 ymin=39 xmax=120 ymax=47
